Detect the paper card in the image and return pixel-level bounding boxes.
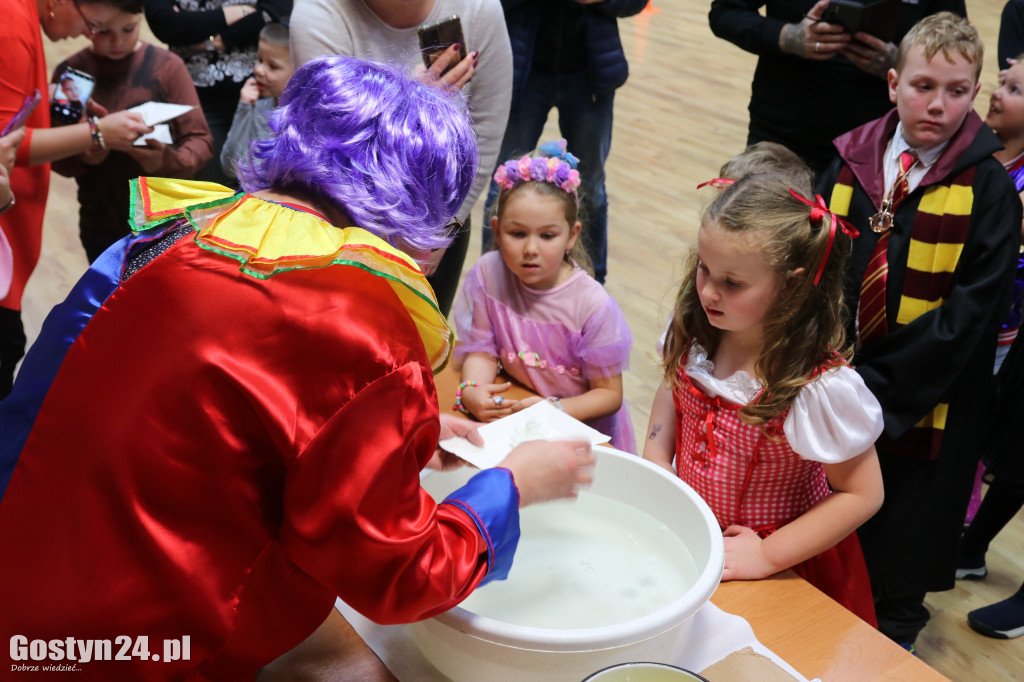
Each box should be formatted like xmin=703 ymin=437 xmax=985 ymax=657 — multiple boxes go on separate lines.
xmin=438 ymin=400 xmax=609 ymax=470
xmin=128 ymin=102 xmax=193 ymax=127
xmin=133 ymin=123 xmax=172 ymax=146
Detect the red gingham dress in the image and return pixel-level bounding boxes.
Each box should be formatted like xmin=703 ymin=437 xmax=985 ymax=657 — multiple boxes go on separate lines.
xmin=673 ymin=360 xmax=877 ymax=626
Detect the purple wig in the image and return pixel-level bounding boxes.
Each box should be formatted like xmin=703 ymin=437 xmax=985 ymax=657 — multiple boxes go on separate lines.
xmin=236 ymin=56 xmax=477 ymax=252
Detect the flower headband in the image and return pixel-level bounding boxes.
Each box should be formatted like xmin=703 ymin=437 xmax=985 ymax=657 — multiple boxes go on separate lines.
xmin=788 ymin=189 xmax=859 ymax=286
xmin=493 ymin=139 xmax=581 ymax=197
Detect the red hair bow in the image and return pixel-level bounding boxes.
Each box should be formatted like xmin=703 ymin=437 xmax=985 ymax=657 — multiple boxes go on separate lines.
xmin=696 ymin=178 xmax=735 ymax=189
xmin=788 ymin=189 xmax=860 ymax=286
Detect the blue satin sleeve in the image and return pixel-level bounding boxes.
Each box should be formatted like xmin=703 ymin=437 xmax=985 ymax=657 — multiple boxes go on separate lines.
xmin=440 ymin=467 xmax=521 ymax=585
xmin=0 ymin=237 xmax=129 ymax=499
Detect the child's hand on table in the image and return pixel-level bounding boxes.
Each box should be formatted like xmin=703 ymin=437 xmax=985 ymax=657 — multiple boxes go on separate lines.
xmin=510 ymin=396 xmax=543 ymax=413
xmin=462 ymin=381 xmax=518 ymax=421
xmin=722 ymin=525 xmax=779 ymax=581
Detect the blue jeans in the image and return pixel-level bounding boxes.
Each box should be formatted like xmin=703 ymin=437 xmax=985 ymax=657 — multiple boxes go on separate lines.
xmin=483 ymin=68 xmax=615 ymax=283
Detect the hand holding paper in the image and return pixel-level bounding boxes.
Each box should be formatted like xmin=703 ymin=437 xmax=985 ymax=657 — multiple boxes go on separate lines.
xmin=438 ymin=400 xmax=608 ymax=470
xmin=128 ymin=102 xmax=194 ymax=127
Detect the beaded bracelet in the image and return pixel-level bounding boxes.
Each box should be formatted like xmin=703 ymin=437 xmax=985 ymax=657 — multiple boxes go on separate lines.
xmin=453 ymin=380 xmax=477 ymax=414
xmin=87 ymin=116 xmax=106 ymax=151
xmin=548 ymin=396 xmax=566 ymax=412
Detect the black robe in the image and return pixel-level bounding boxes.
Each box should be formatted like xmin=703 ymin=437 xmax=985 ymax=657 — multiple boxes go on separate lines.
xmin=817 ymin=109 xmax=1022 ymax=594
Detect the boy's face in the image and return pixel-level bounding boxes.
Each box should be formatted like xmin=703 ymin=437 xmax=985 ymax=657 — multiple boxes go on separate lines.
xmin=80 ymin=3 xmax=142 ymax=61
xmin=986 ymin=61 xmax=1024 ymax=139
xmin=888 ymin=44 xmax=981 ymax=150
xmin=253 ymin=40 xmax=294 ymax=100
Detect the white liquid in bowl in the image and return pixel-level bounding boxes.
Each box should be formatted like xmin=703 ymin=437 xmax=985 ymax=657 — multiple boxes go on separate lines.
xmin=458 ymin=491 xmax=699 ymax=629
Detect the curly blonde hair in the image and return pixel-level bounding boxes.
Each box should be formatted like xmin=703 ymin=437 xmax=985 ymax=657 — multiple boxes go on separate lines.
xmin=662 ymin=173 xmax=852 ymax=427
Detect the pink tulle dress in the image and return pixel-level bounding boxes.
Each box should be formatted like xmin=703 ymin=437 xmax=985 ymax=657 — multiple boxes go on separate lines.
xmin=452 ymin=251 xmax=636 ymax=453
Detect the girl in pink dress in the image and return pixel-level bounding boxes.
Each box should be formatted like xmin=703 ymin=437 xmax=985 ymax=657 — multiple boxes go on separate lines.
xmin=452 ymin=140 xmax=635 ymax=453
xmin=643 ymin=172 xmax=884 ymax=624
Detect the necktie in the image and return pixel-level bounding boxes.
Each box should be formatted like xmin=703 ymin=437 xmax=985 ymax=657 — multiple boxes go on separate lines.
xmin=858 ymin=151 xmax=917 ymax=346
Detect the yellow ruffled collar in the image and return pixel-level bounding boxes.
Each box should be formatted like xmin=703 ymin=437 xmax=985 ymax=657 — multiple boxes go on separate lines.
xmin=128 ymin=177 xmax=452 ymax=371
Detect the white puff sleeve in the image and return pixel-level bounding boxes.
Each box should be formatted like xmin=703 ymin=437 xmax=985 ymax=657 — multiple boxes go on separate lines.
xmin=783 ymin=365 xmax=884 ymax=463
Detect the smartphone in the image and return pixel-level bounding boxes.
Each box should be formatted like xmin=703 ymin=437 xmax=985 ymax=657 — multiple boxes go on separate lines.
xmin=2 ymin=90 xmax=42 ymax=136
xmin=418 ymin=15 xmax=467 ymax=74
xmin=821 ymin=0 xmax=900 ymax=42
xmin=50 ymin=66 xmax=96 ymax=127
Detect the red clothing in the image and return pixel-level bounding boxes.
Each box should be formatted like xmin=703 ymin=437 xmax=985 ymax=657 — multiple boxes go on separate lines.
xmin=0 ymin=0 xmax=50 ymax=310
xmin=0 ymin=188 xmax=520 ymax=679
xmin=673 ymin=367 xmax=876 ymax=625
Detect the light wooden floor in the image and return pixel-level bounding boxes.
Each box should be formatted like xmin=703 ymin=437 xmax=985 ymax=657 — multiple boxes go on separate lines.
xmin=26 ymin=2 xmax=1022 ymax=680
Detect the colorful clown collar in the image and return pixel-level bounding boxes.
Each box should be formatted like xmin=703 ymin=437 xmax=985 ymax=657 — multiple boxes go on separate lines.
xmin=128 ymin=177 xmax=453 ymax=372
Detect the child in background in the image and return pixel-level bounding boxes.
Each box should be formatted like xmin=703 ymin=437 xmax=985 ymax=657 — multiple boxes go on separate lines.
xmin=962 ymin=54 xmax=1024 ymax=525
xmin=817 ymin=12 xmax=1021 ymax=650
xmin=51 ymin=0 xmax=212 ymax=263
xmin=983 ymin=55 xmax=1024 ymax=369
xmin=452 ymin=140 xmax=635 ymax=453
xmin=948 ymin=45 xmax=1024 ymax=647
xmin=643 ymin=173 xmax=884 ymax=624
xmin=220 ymin=19 xmax=293 ymax=181
xmin=718 ymin=141 xmax=814 ymax=190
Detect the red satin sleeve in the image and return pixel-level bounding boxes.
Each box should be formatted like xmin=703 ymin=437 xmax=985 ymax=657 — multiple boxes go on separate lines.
xmin=279 ymin=362 xmax=489 ymax=625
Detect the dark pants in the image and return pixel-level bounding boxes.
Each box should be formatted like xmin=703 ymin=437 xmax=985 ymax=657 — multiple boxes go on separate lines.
xmin=0 ymin=306 xmax=26 ymax=400
xmin=427 ymin=217 xmax=471 ymax=318
xmin=873 ymin=586 xmax=930 ymax=644
xmin=483 ymin=68 xmax=615 ymax=283
xmin=195 ymin=86 xmax=242 ymax=188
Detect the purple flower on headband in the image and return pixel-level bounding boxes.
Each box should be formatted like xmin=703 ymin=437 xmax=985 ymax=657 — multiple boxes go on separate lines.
xmin=529 ymin=158 xmax=549 ymax=182
xmin=552 ymin=162 xmax=571 ymax=187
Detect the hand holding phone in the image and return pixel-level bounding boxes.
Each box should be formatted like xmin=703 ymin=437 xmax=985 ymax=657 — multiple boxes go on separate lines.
xmin=51 ymin=66 xmax=96 ymax=126
xmin=418 ymin=15 xmax=467 ymax=75
xmin=3 ymin=90 xmax=41 ymax=136
xmin=820 ymin=0 xmax=900 ymax=43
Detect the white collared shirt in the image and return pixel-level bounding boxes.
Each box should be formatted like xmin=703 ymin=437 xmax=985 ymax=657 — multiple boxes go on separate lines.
xmin=884 ymin=122 xmax=949 ymax=196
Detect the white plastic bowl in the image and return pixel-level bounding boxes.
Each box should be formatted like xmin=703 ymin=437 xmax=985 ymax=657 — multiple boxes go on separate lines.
xmin=411 ymin=446 xmax=724 ymax=682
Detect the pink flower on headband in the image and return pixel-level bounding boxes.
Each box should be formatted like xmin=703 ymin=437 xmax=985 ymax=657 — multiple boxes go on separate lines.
xmin=518 ymin=155 xmax=532 ymax=180
xmin=564 ymin=169 xmax=581 ymax=193
xmin=493 ymin=165 xmax=511 ymax=190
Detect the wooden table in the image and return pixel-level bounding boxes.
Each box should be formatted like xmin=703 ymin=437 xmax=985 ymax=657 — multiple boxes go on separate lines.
xmin=261 ymin=570 xmax=947 ymax=682
xmin=261 ymin=363 xmax=947 ymax=681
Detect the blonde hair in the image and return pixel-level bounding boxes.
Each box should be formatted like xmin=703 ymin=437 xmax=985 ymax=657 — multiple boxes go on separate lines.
xmin=719 ymin=142 xmax=813 ymax=192
xmin=896 ymin=12 xmax=983 ymax=80
xmin=663 ymin=173 xmax=852 ymax=427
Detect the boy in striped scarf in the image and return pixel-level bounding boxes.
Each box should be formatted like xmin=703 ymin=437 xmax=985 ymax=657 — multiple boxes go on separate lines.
xmin=817 ymin=11 xmax=1021 ymax=652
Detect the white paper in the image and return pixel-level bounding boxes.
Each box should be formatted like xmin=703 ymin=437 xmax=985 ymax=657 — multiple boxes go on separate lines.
xmin=438 ymin=400 xmax=609 ymax=469
xmin=133 ymin=123 xmax=172 ymax=146
xmin=128 ymin=102 xmax=193 ymax=127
